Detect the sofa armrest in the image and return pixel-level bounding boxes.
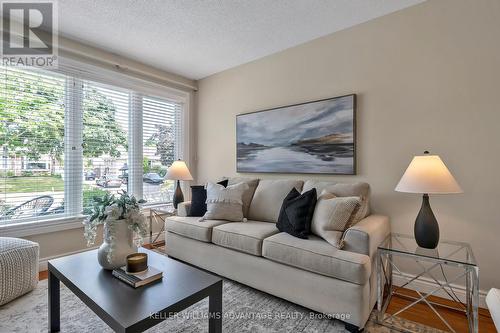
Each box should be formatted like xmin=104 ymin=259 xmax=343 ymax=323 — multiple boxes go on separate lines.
xmin=177 ymin=201 xmax=191 ymax=217
xmin=342 ymin=215 xmax=390 ymax=257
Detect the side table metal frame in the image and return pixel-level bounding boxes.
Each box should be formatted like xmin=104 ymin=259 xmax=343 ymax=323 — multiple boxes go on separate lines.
xmin=376 ymin=235 xmax=479 ymax=333
xmin=148 ymin=206 xmax=176 ymax=248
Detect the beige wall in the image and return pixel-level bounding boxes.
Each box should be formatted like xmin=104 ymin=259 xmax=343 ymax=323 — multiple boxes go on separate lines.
xmin=196 ymin=0 xmax=500 ymax=292
xmin=25 ymin=227 xmax=101 ymax=260
xmin=23 ymin=219 xmax=164 ymax=261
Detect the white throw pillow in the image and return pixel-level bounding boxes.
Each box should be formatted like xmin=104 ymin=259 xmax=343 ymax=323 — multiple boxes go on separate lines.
xmin=200 ymin=182 xmax=249 ymax=222
xmin=311 ymin=190 xmax=362 ymax=248
xmin=225 ymin=177 xmax=260 ymax=218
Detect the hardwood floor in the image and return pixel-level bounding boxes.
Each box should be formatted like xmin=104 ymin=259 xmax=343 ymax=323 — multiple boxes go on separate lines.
xmin=39 ymin=270 xmax=48 ymax=281
xmin=386 ymin=288 xmax=496 ymax=332
xmin=141 ymin=240 xmax=165 ymax=250
xmin=38 ymin=263 xmax=495 ymax=332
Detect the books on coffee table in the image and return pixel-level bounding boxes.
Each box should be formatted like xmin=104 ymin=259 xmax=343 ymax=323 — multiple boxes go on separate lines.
xmin=112 ymin=266 xmax=163 ymax=288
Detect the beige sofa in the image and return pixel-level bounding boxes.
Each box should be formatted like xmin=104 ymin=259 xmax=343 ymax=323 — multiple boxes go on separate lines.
xmin=165 ymin=178 xmax=390 ymax=332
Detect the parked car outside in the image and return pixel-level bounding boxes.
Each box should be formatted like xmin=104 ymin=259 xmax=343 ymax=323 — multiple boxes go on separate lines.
xmin=96 ymin=175 xmax=123 ymax=188
xmin=85 ymin=170 xmax=96 ymax=181
xmin=143 ymin=172 xmax=164 ymax=185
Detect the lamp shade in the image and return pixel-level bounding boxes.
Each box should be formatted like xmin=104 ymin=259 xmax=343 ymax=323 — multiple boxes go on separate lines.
xmin=165 ymin=160 xmax=193 ymax=181
xmin=395 ymin=154 xmax=462 ymax=194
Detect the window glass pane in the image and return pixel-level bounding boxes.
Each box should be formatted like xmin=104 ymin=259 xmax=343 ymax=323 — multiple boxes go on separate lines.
xmin=0 ymin=67 xmax=66 ymax=223
xmin=142 ymin=96 xmax=181 ymax=204
xmin=82 ymin=81 xmax=129 ymax=214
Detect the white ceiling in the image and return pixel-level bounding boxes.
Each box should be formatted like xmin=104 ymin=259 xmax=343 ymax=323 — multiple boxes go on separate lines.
xmin=58 ymin=0 xmax=425 ymax=80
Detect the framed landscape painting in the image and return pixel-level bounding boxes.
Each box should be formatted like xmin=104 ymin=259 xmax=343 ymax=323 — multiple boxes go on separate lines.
xmin=236 ymin=94 xmax=356 ymax=174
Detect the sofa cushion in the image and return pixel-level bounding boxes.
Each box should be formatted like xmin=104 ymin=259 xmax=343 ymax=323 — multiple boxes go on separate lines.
xmin=302 ymin=181 xmax=371 ymax=219
xmin=212 ymin=221 xmax=279 ymax=256
xmin=262 ymin=232 xmax=371 ymax=285
xmin=226 ymin=177 xmax=259 ymax=218
xmin=166 ymin=216 xmax=230 ymax=242
xmin=248 ymin=179 xmax=304 ymax=223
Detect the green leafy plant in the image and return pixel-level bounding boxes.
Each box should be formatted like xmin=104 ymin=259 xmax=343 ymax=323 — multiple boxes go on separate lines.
xmin=0 ymin=70 xmax=127 ymax=176
xmin=0 ymin=171 xmax=14 ymax=177
xmin=83 ymin=191 xmax=147 ymax=260
xmin=145 ymin=124 xmax=175 ymax=166
xmin=82 ymin=187 xmax=108 ymax=215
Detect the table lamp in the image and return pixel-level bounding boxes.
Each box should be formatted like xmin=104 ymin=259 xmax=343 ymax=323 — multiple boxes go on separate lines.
xmin=395 ymin=151 xmax=462 ymax=249
xmin=165 ymin=160 xmax=193 ymax=209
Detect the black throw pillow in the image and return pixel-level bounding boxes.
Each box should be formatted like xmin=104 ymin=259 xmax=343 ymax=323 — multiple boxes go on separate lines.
xmin=276 ymin=188 xmax=317 ymax=239
xmin=188 ymin=179 xmax=229 ymax=216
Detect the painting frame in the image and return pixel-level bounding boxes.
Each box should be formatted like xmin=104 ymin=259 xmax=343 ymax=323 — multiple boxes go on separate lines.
xmin=236 ymin=94 xmax=356 ymax=175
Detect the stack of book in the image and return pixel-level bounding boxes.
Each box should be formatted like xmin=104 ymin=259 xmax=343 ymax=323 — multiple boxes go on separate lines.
xmin=112 ymin=266 xmax=163 ymax=288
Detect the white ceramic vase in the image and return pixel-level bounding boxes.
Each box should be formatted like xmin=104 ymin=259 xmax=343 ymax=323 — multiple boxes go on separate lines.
xmin=97 ymin=218 xmax=137 ymax=270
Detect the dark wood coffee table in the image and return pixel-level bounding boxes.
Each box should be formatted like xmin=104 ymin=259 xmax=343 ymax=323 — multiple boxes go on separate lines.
xmin=48 ymin=248 xmax=222 ymax=333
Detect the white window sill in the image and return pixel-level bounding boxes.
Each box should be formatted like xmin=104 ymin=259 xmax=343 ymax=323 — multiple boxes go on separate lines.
xmin=0 ymin=215 xmax=87 ymax=238
xmin=0 ymin=204 xmax=165 ymax=238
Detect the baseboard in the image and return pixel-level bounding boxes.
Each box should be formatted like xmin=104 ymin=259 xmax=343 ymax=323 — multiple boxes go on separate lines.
xmin=38 ymin=231 xmax=165 ymax=272
xmin=393 ymin=271 xmax=488 ymax=309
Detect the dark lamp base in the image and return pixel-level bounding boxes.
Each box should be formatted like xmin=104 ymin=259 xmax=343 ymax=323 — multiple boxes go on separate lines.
xmin=414 ymin=194 xmax=440 ymax=249
xmin=173 ymin=180 xmax=184 ymax=209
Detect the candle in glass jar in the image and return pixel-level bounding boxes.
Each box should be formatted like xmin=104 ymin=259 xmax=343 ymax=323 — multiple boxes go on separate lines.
xmin=126 ymin=253 xmax=148 ymax=273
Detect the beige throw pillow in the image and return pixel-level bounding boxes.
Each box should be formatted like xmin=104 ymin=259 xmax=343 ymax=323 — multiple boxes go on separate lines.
xmin=226 ymin=177 xmax=259 ymax=218
xmin=311 ymin=190 xmax=362 ymax=248
xmin=304 ymin=182 xmax=370 ymax=220
xmin=200 ymin=182 xmax=249 ymax=222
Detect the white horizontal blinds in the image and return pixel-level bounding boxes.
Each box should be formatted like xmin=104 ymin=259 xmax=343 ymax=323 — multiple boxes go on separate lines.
xmin=0 ymin=62 xmax=185 ymax=225
xmin=81 ymin=80 xmax=130 ymax=214
xmin=0 ymin=66 xmax=67 ymax=222
xmin=174 ymin=101 xmax=184 ymax=160
xmin=128 ymin=92 xmax=143 ymax=200
xmin=142 ymin=96 xmax=183 ymax=204
xmin=64 ymin=77 xmax=83 ymax=217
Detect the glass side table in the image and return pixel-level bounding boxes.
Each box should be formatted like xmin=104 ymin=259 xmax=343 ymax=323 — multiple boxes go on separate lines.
xmin=148 ymin=204 xmax=176 ymax=248
xmin=377 ymin=233 xmax=479 ymax=333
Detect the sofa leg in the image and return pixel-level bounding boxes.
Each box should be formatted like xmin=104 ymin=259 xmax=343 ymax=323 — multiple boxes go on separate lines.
xmin=344 ymin=322 xmax=363 ymax=333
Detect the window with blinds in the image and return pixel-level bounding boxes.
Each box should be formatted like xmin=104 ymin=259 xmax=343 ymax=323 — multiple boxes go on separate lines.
xmin=0 ymin=67 xmax=66 ymax=221
xmin=142 ymin=96 xmax=182 ymax=204
xmin=0 ymin=65 xmax=184 ymax=225
xmin=81 ymin=81 xmax=130 ymax=214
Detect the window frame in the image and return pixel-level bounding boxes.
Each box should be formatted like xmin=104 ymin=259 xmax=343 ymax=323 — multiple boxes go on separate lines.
xmin=0 ymin=58 xmax=193 ymax=236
